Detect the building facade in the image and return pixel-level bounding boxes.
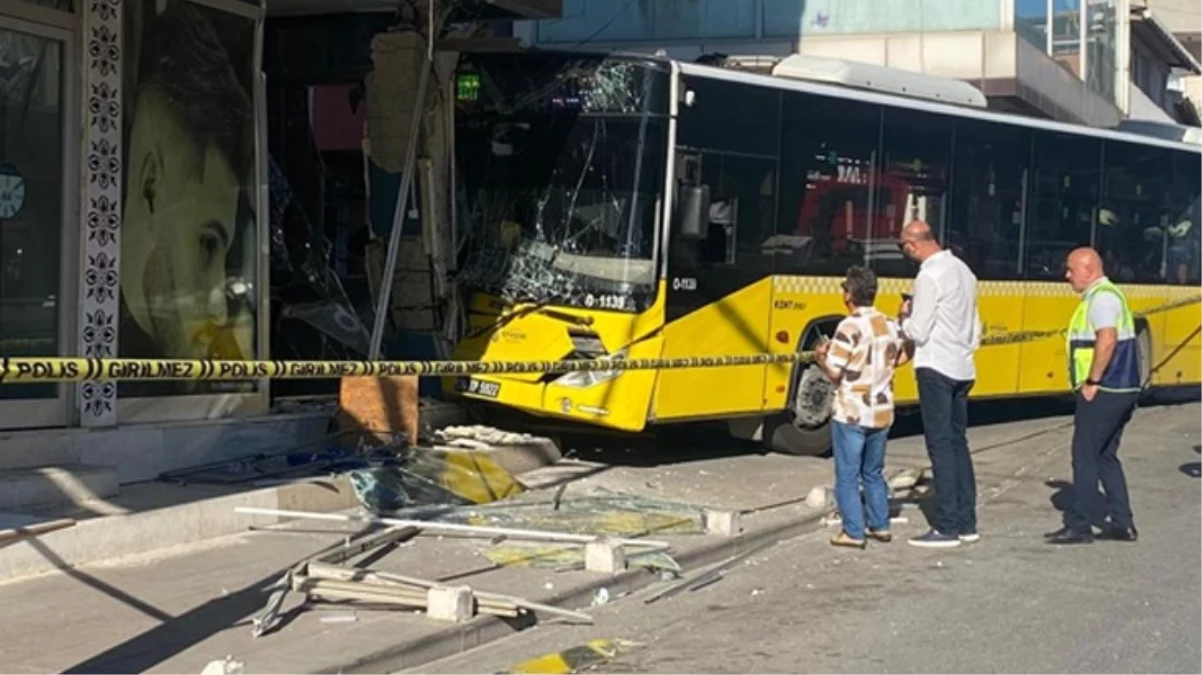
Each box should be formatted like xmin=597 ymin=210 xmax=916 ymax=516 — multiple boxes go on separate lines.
xmin=0 ymin=0 xmax=304 ymax=481
xmin=0 ymin=0 xmax=557 ymax=483
xmin=513 ymin=0 xmax=1193 ymax=128
xmin=1128 ymin=0 xmax=1201 ymax=125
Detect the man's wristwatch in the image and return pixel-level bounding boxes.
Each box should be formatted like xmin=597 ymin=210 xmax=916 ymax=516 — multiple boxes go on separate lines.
xmin=1085 ymin=378 xmax=1100 ymax=386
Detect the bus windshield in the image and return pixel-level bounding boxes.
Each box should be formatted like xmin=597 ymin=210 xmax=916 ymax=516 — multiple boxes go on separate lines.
xmin=453 ymin=55 xmax=669 ymax=313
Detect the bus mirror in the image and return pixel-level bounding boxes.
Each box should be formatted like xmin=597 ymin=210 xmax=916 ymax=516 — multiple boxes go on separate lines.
xmin=679 ymin=184 xmax=711 ymax=240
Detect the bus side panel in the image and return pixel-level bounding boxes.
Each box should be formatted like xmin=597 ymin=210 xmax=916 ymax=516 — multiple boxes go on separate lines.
xmin=763 ymin=275 xmax=853 ymax=411
xmin=970 ymin=281 xmax=1023 ymax=397
xmin=1017 ymin=282 xmax=1076 ymax=395
xmin=1153 ymin=286 xmax=1202 ymax=386
xmin=653 ymin=278 xmax=773 ymax=421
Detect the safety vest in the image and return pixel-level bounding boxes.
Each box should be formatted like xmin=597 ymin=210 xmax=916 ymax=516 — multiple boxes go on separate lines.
xmin=1067 ymin=278 xmax=1141 ymax=393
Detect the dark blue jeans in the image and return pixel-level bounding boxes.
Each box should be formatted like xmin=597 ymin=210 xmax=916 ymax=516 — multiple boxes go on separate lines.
xmin=916 ymin=367 xmax=977 ymax=536
xmin=832 ymin=420 xmax=891 ymax=540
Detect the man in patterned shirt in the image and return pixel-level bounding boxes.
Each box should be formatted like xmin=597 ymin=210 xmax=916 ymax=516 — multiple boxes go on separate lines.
xmin=815 ymin=266 xmax=912 ymax=549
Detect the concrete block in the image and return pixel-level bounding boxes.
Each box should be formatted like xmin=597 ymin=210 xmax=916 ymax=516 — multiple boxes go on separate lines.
xmin=425 ymin=585 xmax=474 ymax=622
xmin=806 ymin=484 xmax=834 ymax=509
xmin=703 ymin=509 xmax=743 ymax=536
xmin=584 ymin=538 xmax=626 ymax=575
xmin=889 ymin=469 xmax=923 ymax=491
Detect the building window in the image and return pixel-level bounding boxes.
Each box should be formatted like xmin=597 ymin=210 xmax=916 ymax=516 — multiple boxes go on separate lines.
xmin=119 ymin=0 xmax=260 ymax=398
xmin=0 ymin=27 xmax=64 ymax=405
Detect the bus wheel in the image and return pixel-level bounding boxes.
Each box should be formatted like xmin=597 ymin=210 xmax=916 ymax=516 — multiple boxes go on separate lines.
xmin=1137 ymin=325 xmax=1153 ymax=402
xmin=762 ymin=365 xmax=834 ymax=457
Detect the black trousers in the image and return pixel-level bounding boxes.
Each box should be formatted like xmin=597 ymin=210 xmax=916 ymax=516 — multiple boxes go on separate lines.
xmin=916 ymin=367 xmax=977 ymax=536
xmin=1064 ymin=390 xmax=1138 ymax=533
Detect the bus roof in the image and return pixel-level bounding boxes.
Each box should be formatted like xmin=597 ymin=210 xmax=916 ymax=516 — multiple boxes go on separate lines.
xmin=509 ymin=48 xmax=1199 ymax=153
xmin=674 ymin=58 xmax=1202 ymax=154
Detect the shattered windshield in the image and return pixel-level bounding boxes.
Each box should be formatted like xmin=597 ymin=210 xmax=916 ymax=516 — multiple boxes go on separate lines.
xmin=454 ymin=55 xmax=669 ymax=313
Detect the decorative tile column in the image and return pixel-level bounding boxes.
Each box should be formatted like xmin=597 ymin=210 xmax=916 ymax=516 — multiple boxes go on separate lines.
xmin=78 ymin=0 xmax=122 ymax=427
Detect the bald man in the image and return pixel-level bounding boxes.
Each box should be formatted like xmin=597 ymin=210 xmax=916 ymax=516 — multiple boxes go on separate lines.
xmin=1046 ymin=247 xmax=1142 ymax=545
xmin=897 ymin=220 xmax=983 ymax=549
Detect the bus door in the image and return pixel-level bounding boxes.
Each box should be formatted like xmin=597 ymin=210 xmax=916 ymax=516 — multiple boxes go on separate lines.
xmin=654 ymin=149 xmax=779 ymax=421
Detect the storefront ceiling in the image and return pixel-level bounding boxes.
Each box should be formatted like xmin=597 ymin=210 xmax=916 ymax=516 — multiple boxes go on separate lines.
xmin=266 ymin=0 xmax=561 ymax=19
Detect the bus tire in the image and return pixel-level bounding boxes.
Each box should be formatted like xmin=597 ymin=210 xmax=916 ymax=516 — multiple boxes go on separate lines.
xmin=762 ymin=363 xmax=835 ymax=457
xmin=762 ymin=411 xmax=831 ymax=457
xmin=1137 ymin=324 xmax=1153 ymax=403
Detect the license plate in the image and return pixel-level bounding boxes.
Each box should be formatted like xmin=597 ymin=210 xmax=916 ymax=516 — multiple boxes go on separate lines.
xmin=456 ymin=377 xmax=501 ymax=398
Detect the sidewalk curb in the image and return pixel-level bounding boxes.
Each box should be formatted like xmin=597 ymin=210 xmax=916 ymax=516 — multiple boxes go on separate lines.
xmin=314 ymin=505 xmax=829 ymax=675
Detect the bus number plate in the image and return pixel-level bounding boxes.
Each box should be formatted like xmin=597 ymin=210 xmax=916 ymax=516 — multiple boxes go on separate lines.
xmin=456 ymin=377 xmax=501 ymax=398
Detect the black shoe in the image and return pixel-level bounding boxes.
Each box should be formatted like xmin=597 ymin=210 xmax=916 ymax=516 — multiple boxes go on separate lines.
xmin=1043 ymin=526 xmax=1074 ymax=539
xmin=1045 ymin=527 xmax=1094 ymax=545
xmin=1098 ymin=525 xmax=1139 ymax=542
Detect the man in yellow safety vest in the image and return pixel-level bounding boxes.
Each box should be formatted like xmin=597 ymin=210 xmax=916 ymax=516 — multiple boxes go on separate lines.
xmin=1045 ymin=247 xmax=1142 ymax=545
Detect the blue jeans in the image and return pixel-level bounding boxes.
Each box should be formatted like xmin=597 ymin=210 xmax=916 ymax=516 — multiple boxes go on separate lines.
xmin=832 ymin=420 xmax=891 ymax=540
xmin=916 ymin=367 xmax=977 ymax=536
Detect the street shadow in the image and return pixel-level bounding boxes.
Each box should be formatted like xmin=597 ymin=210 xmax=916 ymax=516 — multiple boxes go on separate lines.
xmin=1044 ymin=479 xmax=1108 ymax=528
xmin=1179 ymin=444 xmax=1201 ymax=478
xmin=24 ymin=537 xmax=173 ymax=624
xmin=888 ymin=396 xmax=1078 ymax=442
xmin=61 ymin=525 xmax=376 ymax=674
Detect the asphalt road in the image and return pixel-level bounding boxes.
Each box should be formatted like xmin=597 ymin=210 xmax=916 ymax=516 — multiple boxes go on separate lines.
xmin=417 ymin=400 xmax=1202 ymax=674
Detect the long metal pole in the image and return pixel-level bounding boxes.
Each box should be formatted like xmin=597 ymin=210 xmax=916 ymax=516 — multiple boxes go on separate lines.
xmin=234 ymin=505 xmax=673 ymax=549
xmin=368 ymin=52 xmax=434 ymax=360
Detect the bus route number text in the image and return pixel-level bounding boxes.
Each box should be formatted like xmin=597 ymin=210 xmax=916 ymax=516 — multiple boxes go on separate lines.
xmin=583 ymin=294 xmax=631 ymax=310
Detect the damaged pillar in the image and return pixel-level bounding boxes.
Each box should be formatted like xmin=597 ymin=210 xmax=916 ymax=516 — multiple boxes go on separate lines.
xmin=340 ymin=24 xmax=434 ymax=449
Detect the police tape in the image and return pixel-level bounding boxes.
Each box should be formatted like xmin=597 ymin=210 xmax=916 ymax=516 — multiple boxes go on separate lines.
xmin=0 ymin=353 xmax=818 ymax=384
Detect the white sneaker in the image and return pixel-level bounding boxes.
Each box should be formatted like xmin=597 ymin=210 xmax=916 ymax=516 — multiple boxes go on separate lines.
xmin=959 ymin=531 xmax=980 ymax=543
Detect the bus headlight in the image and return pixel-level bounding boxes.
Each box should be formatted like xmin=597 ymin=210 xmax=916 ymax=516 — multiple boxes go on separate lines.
xmin=554 ymin=350 xmax=628 ymax=389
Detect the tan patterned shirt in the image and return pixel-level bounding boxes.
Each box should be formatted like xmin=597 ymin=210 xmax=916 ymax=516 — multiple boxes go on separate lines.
xmin=825 ymin=307 xmax=904 ymax=429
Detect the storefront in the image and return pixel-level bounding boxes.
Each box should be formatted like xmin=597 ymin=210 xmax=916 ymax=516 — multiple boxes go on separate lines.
xmin=0 ymin=0 xmax=316 ymax=478
xmin=0 ymin=0 xmax=560 ymax=480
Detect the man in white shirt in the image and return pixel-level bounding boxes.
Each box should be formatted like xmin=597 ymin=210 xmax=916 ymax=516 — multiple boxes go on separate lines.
xmin=897 ymin=220 xmax=983 ymax=549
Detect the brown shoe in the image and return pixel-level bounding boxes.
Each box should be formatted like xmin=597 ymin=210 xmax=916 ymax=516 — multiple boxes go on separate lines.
xmin=867 ymin=529 xmax=893 ymax=543
xmin=830 ymin=531 xmax=867 ymax=549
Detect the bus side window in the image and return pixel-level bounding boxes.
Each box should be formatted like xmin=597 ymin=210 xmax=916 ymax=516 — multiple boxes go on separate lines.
xmin=1169 ymin=151 xmax=1201 ymax=285
xmin=1025 ymin=131 xmax=1102 ymax=280
xmin=691 ymin=153 xmax=778 ymax=268
xmin=777 ymin=91 xmax=883 ymax=276
xmin=946 ymin=120 xmax=1028 ymax=281
xmin=1098 ymin=140 xmax=1172 ymax=284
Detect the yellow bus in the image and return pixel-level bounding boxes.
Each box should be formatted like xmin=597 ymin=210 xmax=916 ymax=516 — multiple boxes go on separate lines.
xmin=445 ymin=50 xmax=1201 ymax=455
